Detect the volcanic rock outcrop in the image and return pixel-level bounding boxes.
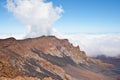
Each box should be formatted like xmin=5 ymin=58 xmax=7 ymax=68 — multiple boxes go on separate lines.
xmin=0 ymin=36 xmax=119 ymax=80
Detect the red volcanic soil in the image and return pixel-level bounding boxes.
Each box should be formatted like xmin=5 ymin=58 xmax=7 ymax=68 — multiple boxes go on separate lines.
xmin=0 ymin=36 xmax=119 ymax=80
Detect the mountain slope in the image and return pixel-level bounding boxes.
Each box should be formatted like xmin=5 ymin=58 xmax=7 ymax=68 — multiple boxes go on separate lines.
xmin=0 ymin=36 xmax=119 ymax=80
xmin=95 ymin=55 xmax=120 ymax=80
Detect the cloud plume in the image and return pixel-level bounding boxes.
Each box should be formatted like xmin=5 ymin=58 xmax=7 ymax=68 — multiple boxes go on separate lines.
xmin=6 ymin=0 xmax=63 ymax=38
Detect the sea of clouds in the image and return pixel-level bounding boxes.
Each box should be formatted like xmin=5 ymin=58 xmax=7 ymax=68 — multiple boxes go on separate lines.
xmin=64 ymin=34 xmax=120 ymax=57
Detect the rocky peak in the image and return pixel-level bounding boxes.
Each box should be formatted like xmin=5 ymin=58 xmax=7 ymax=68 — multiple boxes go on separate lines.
xmin=0 ymin=36 xmax=119 ymax=80
xmin=0 ymin=37 xmax=16 ymax=49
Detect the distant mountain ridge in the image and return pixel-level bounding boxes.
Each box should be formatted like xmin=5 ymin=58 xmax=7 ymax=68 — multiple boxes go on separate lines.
xmin=95 ymin=55 xmax=120 ymax=75
xmin=0 ymin=36 xmax=119 ymax=80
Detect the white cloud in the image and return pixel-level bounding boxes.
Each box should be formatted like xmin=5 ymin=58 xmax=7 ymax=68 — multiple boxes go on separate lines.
xmin=6 ymin=0 xmax=63 ymax=38
xmin=64 ymin=34 xmax=120 ymax=57
xmin=0 ymin=33 xmax=24 ymax=39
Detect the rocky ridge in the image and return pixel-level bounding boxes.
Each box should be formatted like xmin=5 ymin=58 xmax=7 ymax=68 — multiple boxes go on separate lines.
xmin=0 ymin=36 xmax=119 ymax=80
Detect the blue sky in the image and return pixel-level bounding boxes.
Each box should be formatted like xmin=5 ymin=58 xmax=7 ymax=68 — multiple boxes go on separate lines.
xmin=0 ymin=0 xmax=120 ymax=35
xmin=0 ymin=0 xmax=25 ymax=34
xmin=53 ymin=0 xmax=120 ymax=34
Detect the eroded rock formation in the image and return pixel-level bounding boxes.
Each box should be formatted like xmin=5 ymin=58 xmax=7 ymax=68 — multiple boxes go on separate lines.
xmin=0 ymin=36 xmax=119 ymax=80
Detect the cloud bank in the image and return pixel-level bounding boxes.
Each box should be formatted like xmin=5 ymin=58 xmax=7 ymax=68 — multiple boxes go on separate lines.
xmin=0 ymin=33 xmax=24 ymax=39
xmin=64 ymin=34 xmax=120 ymax=57
xmin=6 ymin=0 xmax=63 ymax=38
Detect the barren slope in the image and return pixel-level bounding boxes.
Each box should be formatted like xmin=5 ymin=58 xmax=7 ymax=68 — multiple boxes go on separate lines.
xmin=0 ymin=36 xmax=119 ymax=80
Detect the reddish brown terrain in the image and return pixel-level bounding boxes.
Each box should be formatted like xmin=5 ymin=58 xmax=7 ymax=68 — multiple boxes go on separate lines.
xmin=95 ymin=55 xmax=120 ymax=80
xmin=0 ymin=36 xmax=119 ymax=80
